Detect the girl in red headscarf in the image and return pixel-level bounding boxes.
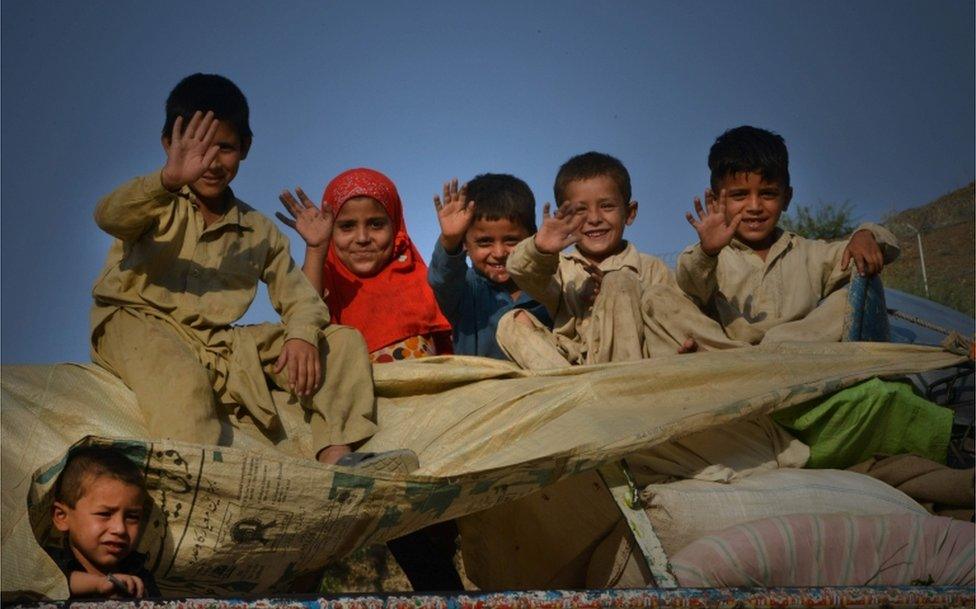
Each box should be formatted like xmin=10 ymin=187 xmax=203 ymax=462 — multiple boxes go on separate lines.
xmin=278 ymin=168 xmax=463 ymax=591
xmin=277 ymin=168 xmax=452 ymax=362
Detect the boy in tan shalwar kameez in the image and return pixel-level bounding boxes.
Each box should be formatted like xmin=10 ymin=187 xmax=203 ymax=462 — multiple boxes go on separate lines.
xmin=496 ymin=152 xmax=744 ymax=369
xmin=679 ymin=126 xmax=899 ymax=344
xmin=90 ymin=74 xmax=377 ymax=465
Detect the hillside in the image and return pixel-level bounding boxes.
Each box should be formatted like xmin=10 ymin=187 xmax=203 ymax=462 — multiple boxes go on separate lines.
xmin=882 ymin=182 xmax=975 ymax=317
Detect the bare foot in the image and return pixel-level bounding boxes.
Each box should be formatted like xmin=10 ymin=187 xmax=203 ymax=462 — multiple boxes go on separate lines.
xmin=316 ymin=444 xmax=352 ymax=465
xmin=677 ymin=337 xmax=699 ymax=354
xmin=513 ymin=310 xmax=534 ymax=326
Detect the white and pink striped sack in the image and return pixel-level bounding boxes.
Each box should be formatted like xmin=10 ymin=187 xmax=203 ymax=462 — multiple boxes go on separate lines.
xmin=671 ymin=513 xmax=975 ymax=587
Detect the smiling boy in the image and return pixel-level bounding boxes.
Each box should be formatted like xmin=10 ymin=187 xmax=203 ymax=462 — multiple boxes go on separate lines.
xmin=90 ymin=74 xmax=377 ymax=463
xmin=678 ymin=125 xmax=899 ymax=343
xmin=50 ymin=446 xmax=159 ymax=598
xmin=498 ymin=152 xmax=738 ymax=368
xmin=428 ymin=174 xmax=552 ymax=359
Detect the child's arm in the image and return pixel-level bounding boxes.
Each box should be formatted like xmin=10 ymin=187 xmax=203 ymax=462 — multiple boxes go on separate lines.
xmin=841 ymin=230 xmax=884 ymax=277
xmin=69 ymin=571 xmax=146 ymax=598
xmin=677 ymin=191 xmax=737 ymax=306
xmin=263 ymin=224 xmax=331 ymax=397
xmin=820 ymin=223 xmax=900 ymax=296
xmin=840 ymin=224 xmax=900 ymax=277
xmin=276 ymin=187 xmax=334 ymax=298
xmin=428 ymin=179 xmax=474 ymax=319
xmin=506 ymin=202 xmax=585 ymax=314
xmin=95 ymin=111 xmax=219 ymax=241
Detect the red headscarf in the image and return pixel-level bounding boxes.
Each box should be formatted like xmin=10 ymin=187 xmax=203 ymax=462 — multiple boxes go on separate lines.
xmin=322 ymin=168 xmax=452 ymax=353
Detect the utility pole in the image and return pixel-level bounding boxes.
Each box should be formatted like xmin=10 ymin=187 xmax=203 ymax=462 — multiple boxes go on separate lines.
xmin=903 ymin=223 xmax=929 ymax=298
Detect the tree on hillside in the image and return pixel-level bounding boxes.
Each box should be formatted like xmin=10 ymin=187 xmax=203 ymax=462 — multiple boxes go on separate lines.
xmin=779 ymin=202 xmax=857 ymax=240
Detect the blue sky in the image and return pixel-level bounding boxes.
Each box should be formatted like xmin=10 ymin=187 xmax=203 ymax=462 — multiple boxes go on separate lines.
xmin=2 ymin=1 xmax=973 ymax=363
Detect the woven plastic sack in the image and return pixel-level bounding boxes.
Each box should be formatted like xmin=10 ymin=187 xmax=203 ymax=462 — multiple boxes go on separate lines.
xmin=671 ymin=513 xmax=975 ymax=586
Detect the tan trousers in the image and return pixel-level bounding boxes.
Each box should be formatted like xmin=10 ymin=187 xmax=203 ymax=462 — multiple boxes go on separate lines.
xmin=497 ymin=270 xmax=745 ymax=369
xmin=93 ymin=308 xmax=377 ymax=456
xmin=758 ymin=288 xmax=848 ymax=344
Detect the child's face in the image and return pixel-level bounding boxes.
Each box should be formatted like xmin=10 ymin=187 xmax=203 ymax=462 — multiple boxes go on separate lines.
xmin=332 ymin=196 xmax=396 ymax=277
xmin=463 ymin=217 xmax=531 ymax=285
xmin=717 ymin=172 xmax=792 ymax=250
xmin=188 ymin=120 xmax=246 ymax=206
xmin=52 ymin=477 xmax=145 ymax=574
xmin=561 ymin=176 xmax=637 ymax=263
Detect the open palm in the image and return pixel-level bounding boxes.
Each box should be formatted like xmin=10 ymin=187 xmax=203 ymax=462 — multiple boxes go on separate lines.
xmin=434 ymin=178 xmax=474 ymax=243
xmin=685 ymin=190 xmax=741 ymax=256
xmin=161 ymin=111 xmax=219 ymax=191
xmin=276 ymin=187 xmax=334 ymax=249
xmin=535 ymin=202 xmax=585 ymax=254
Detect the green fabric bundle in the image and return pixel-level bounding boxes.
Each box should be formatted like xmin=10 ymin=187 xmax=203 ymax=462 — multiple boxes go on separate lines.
xmin=773 ymin=378 xmax=953 ymax=468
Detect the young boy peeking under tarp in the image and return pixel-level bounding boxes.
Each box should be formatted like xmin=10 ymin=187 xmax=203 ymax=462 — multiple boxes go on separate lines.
xmin=50 ymin=446 xmax=158 ymax=598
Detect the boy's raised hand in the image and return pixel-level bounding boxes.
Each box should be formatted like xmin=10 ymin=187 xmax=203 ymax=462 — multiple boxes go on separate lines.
xmin=685 ymin=190 xmax=741 ymax=256
xmin=842 ymin=230 xmax=885 ymax=276
xmin=161 ymin=111 xmax=220 ymax=192
xmin=276 ymin=187 xmax=334 ymax=250
xmin=535 ymin=202 xmax=586 ymax=255
xmin=434 ymin=178 xmax=474 ymax=252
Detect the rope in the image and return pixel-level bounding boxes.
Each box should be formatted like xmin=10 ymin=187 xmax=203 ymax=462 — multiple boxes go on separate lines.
xmin=887 ymin=308 xmax=957 ymax=337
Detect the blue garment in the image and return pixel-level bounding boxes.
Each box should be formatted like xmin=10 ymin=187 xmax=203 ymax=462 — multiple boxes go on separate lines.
xmin=428 ymin=241 xmax=552 ymax=359
xmin=844 ymin=273 xmax=890 ymax=342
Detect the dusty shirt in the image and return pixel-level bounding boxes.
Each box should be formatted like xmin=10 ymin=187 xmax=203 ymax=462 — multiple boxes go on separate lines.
xmin=90 ymin=171 xmax=329 ymax=417
xmin=675 ymin=224 xmax=899 ymax=343
xmin=91 ymin=170 xmax=327 ymax=342
xmin=506 ymin=238 xmax=676 ymax=345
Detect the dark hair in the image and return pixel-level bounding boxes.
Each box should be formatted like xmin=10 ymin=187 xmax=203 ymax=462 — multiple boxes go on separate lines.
xmin=162 ymin=73 xmax=252 ymax=143
xmin=708 ymin=126 xmax=790 ymax=191
xmin=553 ymin=151 xmax=631 ymax=206
xmin=466 ymin=173 xmax=537 ymax=233
xmin=54 ymin=446 xmax=146 ymax=508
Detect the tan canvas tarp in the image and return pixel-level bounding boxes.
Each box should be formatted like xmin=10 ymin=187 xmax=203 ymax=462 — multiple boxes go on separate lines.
xmin=0 ymin=342 xmax=964 ymax=598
